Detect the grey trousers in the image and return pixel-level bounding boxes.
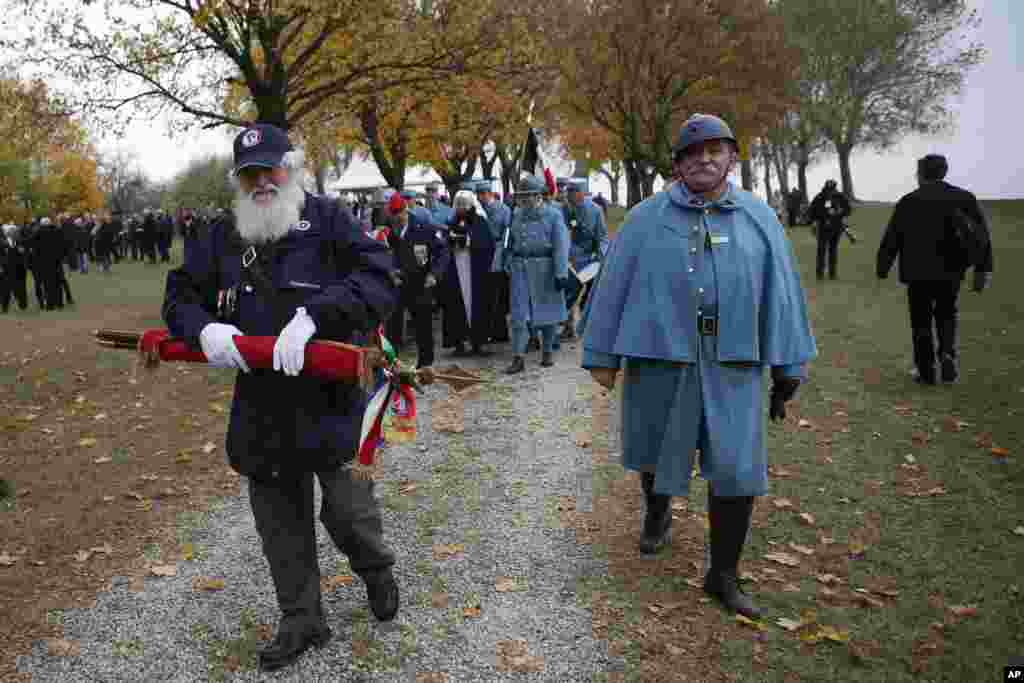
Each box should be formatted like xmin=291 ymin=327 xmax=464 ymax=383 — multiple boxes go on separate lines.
xmin=248 ymin=467 xmax=395 ymax=619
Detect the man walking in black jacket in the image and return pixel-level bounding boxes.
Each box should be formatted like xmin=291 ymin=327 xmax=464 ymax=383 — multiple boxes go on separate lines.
xmin=877 ymin=154 xmax=993 ymax=384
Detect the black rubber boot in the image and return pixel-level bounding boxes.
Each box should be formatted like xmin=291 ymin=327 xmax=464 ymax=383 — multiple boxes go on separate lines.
xmin=504 ymin=355 xmax=525 ymax=375
xmin=704 ymin=493 xmax=762 ymax=620
xmin=362 ymin=567 xmax=400 ymax=621
xmin=937 ymin=319 xmax=959 ymax=383
xmin=540 ymin=351 xmax=554 ymax=367
xmin=258 ymin=613 xmax=332 ymax=672
xmin=912 ymin=327 xmax=937 ymax=385
xmin=639 ymin=472 xmax=672 ymax=554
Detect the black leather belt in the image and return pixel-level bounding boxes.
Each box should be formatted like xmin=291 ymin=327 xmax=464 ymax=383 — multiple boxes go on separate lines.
xmin=698 ymin=314 xmax=718 ymax=336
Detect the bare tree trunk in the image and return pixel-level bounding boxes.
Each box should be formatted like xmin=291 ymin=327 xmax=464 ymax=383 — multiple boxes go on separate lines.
xmin=624 ymin=159 xmax=643 ymax=208
xmin=771 ymin=147 xmax=790 ymax=196
xmin=597 ymin=160 xmax=623 ymax=206
xmin=314 ymin=164 xmax=328 ymax=195
xmin=796 ymin=160 xmax=809 ymax=200
xmin=835 ymin=141 xmax=856 ymax=201
xmin=740 ymin=158 xmax=754 ymax=191
xmin=762 ymin=152 xmax=774 ymax=205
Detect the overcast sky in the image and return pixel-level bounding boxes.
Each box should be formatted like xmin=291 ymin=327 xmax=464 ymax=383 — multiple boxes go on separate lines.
xmin=105 ymin=0 xmax=1020 ymax=203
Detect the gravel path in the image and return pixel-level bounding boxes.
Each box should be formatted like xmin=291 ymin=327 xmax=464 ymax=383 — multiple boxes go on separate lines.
xmin=18 ymin=345 xmax=620 ymax=682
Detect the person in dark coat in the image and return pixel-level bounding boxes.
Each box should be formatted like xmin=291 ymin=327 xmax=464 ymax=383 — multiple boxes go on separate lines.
xmin=808 ymin=180 xmax=851 ymax=280
xmin=877 ymin=154 xmax=992 ymax=385
xmin=32 ymin=217 xmax=71 ymax=309
xmin=162 ymin=123 xmax=400 ymax=673
xmin=476 ymin=179 xmax=512 ymax=343
xmin=440 ymin=190 xmax=496 ymax=357
xmin=141 ymin=209 xmax=159 ymax=264
xmin=383 ymin=193 xmax=450 ymax=369
xmin=1 ymin=224 xmax=29 ymax=312
xmin=785 ymin=187 xmax=805 ymax=228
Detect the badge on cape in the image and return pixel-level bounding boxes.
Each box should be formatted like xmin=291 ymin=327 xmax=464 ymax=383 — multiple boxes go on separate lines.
xmin=293 ymin=220 xmax=311 ymax=232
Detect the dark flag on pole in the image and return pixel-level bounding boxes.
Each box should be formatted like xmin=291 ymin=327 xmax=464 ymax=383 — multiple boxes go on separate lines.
xmin=520 ymin=127 xmax=557 ymax=195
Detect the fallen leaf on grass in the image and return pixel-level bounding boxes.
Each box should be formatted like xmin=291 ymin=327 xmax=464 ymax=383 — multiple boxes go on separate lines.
xmin=209 ymin=402 xmax=225 ymax=414
xmin=77 ymin=437 xmax=97 ymax=447
xmin=769 ymin=466 xmax=795 ymax=478
xmin=463 ymin=605 xmax=482 ymax=618
xmin=398 ymin=481 xmax=418 ymax=495
xmin=772 ymin=498 xmax=794 ymax=510
xmin=735 ymin=614 xmax=767 ymax=630
xmin=202 ymin=441 xmax=217 ymax=454
xmin=0 ymin=551 xmax=17 ymax=566
xmin=1013 ymin=526 xmax=1024 ymax=536
xmin=192 ymin=577 xmax=226 ymax=592
xmin=911 ymin=431 xmax=930 ymax=446
xmin=764 ymin=552 xmax=800 ymax=567
xmin=974 ymin=432 xmax=994 ymax=448
xmin=817 ymin=574 xmax=845 ymax=586
xmin=433 ymin=543 xmax=465 ymax=561
xmin=150 ymin=564 xmax=177 ymax=577
xmin=73 ymin=550 xmax=91 ymax=562
xmin=573 ymin=435 xmax=592 ymax=448
xmin=947 ymin=604 xmax=978 ymax=618
xmin=776 ymin=617 xmax=803 ymax=631
xmin=182 ymin=543 xmax=194 ymax=561
xmin=798 ymin=512 xmax=816 ymax=526
xmin=431 ymin=592 xmax=449 ymax=608
xmin=797 ymin=419 xmax=814 ymax=429
xmin=991 ymin=446 xmax=1010 ymax=458
xmin=665 ymin=643 xmax=686 ymax=656
xmin=853 ymin=592 xmax=886 ymax=609
xmin=799 ymin=624 xmax=850 ymax=644
xmin=93 ymin=413 xmax=107 ymax=421
xmin=789 ymin=543 xmax=815 ymax=556
xmin=684 ymin=578 xmax=703 ymax=589
xmin=92 ymin=456 xmax=112 ymax=464
xmin=175 ymin=450 xmax=193 ymax=464
xmin=46 ymin=639 xmax=80 ymax=657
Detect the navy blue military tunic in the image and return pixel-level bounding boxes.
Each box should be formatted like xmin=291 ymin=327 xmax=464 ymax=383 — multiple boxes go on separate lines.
xmin=163 ymin=194 xmax=397 ymax=480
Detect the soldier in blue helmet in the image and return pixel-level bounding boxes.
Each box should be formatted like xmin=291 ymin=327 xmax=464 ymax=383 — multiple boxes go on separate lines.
xmin=494 ymin=174 xmax=570 ymax=374
xmin=561 ymin=178 xmax=607 ymax=340
xmin=581 ymin=113 xmax=816 ymax=619
xmin=424 ymin=182 xmax=454 ymax=225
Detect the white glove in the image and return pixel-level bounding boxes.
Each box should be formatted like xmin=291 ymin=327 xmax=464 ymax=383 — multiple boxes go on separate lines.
xmin=424 ymin=273 xmax=437 ymax=288
xmin=273 ymin=307 xmax=317 ymax=376
xmin=199 ymin=323 xmax=250 ymax=373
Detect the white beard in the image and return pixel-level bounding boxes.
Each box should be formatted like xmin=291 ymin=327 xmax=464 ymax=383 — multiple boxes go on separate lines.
xmin=233 ymin=177 xmax=306 ymax=243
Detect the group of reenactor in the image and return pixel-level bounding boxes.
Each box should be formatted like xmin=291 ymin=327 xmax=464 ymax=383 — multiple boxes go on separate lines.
xmin=351 ymin=177 xmax=608 ymax=374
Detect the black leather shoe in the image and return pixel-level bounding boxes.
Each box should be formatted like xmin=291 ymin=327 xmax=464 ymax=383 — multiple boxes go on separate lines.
xmin=364 ymin=568 xmax=399 ymax=621
xmin=940 ymin=354 xmax=958 ymax=383
xmin=704 ymin=570 xmax=762 ymax=620
xmin=526 ymin=337 xmax=540 ymax=352
xmin=504 ymin=355 xmax=525 ymax=375
xmin=540 ymin=351 xmax=554 ymax=367
xmin=472 ymin=346 xmax=493 ymax=357
xmin=258 ymin=621 xmax=332 ymax=672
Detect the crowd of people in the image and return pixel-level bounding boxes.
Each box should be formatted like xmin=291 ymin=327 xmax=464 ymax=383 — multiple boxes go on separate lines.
xmin=0 ymin=208 xmax=194 ymax=313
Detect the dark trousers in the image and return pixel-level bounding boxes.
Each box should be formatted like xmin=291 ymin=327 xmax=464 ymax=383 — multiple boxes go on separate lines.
xmin=907 ymin=280 xmax=961 ymax=378
xmin=815 ymin=227 xmax=841 ymax=279
xmin=386 ymin=288 xmax=435 ymax=367
xmin=2 ymin=269 xmax=28 ymax=311
xmin=248 ymin=468 xmax=394 ymax=619
xmin=41 ymin=261 xmax=65 ymax=309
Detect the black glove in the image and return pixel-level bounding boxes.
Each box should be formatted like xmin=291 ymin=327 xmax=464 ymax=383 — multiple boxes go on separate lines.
xmin=554 ymin=276 xmax=569 ymax=292
xmin=769 ymin=377 xmax=800 ymax=422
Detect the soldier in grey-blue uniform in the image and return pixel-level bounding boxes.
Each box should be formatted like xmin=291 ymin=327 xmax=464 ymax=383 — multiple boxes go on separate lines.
xmin=424 ymin=182 xmax=455 ymax=225
xmin=561 ymin=179 xmax=607 ymax=340
xmin=494 ymin=174 xmax=570 ymax=374
xmin=581 ymin=114 xmax=816 ymax=619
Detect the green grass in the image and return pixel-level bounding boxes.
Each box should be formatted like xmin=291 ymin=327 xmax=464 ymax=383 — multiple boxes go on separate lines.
xmin=710 ymin=200 xmax=1024 ymax=682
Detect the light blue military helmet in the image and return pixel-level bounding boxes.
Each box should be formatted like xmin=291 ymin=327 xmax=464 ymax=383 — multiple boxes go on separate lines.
xmin=673 ymin=113 xmax=737 ymax=156
xmin=474 ymin=179 xmax=494 ymax=194
xmin=515 ymin=174 xmax=547 ymax=196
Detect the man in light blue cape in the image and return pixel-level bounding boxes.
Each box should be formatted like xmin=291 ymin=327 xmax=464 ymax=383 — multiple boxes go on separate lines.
xmin=581 ymin=114 xmax=816 ymax=619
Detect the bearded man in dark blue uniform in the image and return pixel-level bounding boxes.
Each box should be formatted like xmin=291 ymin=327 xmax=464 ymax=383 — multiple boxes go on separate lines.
xmin=162 ymin=124 xmax=400 ymax=672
